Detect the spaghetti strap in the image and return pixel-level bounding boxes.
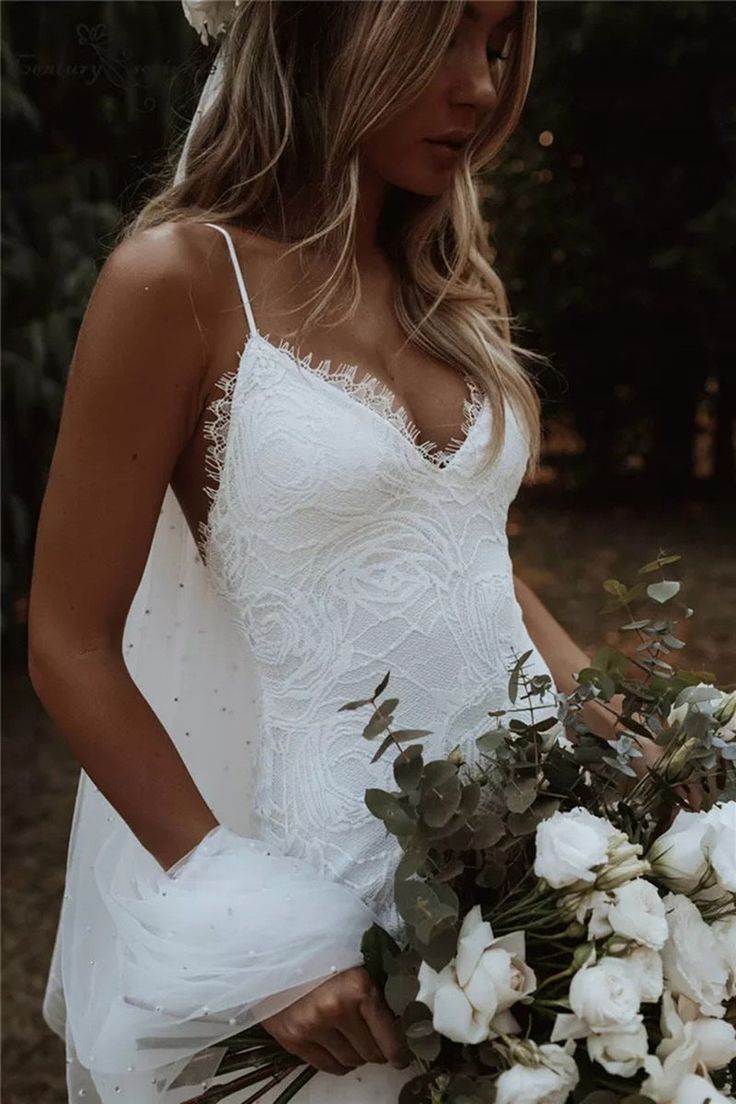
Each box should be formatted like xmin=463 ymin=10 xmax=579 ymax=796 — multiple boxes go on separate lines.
xmin=204 ymin=222 xmax=259 ymax=337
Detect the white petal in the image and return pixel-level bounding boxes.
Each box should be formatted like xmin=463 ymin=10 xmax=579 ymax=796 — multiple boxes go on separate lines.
xmin=433 ymin=981 xmax=490 ymax=1044
xmin=455 ymin=905 xmax=493 ymax=988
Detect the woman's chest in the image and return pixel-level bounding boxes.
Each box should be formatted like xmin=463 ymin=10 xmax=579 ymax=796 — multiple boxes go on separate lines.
xmin=172 ymin=329 xmax=491 ymax=556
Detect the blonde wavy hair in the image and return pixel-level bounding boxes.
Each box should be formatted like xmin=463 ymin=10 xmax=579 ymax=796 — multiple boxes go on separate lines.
xmin=125 ymin=0 xmax=544 ymax=473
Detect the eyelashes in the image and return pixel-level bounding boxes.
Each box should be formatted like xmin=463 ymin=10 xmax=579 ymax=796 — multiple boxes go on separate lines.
xmin=447 ymin=34 xmax=511 ymax=66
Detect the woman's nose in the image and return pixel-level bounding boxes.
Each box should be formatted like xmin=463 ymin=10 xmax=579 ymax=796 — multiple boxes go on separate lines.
xmin=452 ymin=56 xmax=499 ymax=115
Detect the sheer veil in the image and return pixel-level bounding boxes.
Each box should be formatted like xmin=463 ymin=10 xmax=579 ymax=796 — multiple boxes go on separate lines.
xmin=42 ymin=43 xmax=372 ymax=1104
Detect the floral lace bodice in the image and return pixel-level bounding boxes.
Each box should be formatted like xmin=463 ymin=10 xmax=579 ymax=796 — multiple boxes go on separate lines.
xmin=196 ymin=224 xmax=556 ymax=934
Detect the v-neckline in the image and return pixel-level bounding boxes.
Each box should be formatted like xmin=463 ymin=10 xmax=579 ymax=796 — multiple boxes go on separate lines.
xmin=246 ymin=330 xmax=488 ymax=474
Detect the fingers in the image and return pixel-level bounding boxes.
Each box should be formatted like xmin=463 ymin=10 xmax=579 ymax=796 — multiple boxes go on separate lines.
xmin=261 ymin=968 xmax=411 ymax=1077
xmin=294 ymin=1042 xmax=354 ymax=1077
xmin=321 ymin=1029 xmax=365 ymax=1069
xmin=360 ymin=990 xmax=411 ymax=1068
xmin=336 ymin=1016 xmax=387 ymax=1065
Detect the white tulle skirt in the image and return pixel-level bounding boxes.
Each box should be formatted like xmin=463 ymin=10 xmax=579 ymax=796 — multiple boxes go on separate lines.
xmin=43 ymin=489 xmax=387 ymax=1104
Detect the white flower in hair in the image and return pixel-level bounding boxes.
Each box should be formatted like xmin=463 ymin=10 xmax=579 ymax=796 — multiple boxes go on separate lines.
xmin=181 ymin=0 xmax=243 ymax=46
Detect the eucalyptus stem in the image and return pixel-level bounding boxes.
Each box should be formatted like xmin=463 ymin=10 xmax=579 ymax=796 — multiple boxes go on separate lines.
xmin=190 ymin=1060 xmax=297 ymax=1104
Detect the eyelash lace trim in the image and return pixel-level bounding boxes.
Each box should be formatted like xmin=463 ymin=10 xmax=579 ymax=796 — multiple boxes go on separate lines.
xmin=197 ymin=332 xmax=487 ymax=562
xmin=273 ymin=336 xmax=486 ymax=471
xmin=198 ymin=367 xmax=238 ymax=564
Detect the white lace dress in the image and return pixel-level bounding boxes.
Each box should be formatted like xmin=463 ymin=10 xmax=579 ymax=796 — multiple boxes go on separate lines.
xmin=191 ymin=223 xmax=558 ymax=1102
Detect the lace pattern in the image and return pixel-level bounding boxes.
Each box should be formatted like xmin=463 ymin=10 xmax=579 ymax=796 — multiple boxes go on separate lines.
xmin=197 ymin=332 xmax=487 ymax=562
xmin=195 ymin=329 xmax=556 ymax=935
xmin=273 ymin=336 xmax=487 ymax=470
xmin=198 ymin=367 xmax=237 ymax=563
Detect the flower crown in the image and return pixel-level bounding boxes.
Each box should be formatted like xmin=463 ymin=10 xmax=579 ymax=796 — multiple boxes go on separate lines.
xmin=181 ymin=1 xmax=242 ymax=46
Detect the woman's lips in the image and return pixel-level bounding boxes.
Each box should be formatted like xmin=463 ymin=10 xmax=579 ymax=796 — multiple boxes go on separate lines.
xmin=425 ymin=139 xmax=463 ymax=161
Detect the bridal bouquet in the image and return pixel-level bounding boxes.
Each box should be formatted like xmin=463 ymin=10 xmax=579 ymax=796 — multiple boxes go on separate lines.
xmin=193 ymin=554 xmax=736 ymax=1104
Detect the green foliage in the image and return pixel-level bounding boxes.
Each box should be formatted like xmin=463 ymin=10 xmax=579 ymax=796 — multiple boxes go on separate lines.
xmin=489 ymin=1 xmax=734 ymax=498
xmin=2 ymin=2 xmax=203 ymax=654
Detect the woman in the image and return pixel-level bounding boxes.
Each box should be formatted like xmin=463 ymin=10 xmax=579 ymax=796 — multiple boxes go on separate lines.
xmin=29 ymin=2 xmax=642 ymax=1101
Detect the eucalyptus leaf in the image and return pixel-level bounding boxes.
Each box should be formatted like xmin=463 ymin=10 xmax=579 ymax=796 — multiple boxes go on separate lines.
xmin=647 ymin=580 xmax=681 ymax=603
xmin=392 ymin=728 xmax=434 ymax=741
xmin=361 ymin=923 xmax=400 ymax=988
xmin=508 ymin=649 xmax=533 ymax=704
xmin=506 ymin=776 xmax=538 ymax=814
xmin=401 ymin=999 xmax=433 ymax=1027
xmin=435 ymin=857 xmax=466 ymax=882
xmin=363 ymin=710 xmax=393 ymax=740
xmin=592 ymin=646 xmax=628 ymax=676
xmin=338 ymin=697 xmax=372 ymax=711
xmin=373 ymin=670 xmax=390 ymax=697
xmin=470 ymin=811 xmax=505 ymax=848
xmin=458 ymin=781 xmax=481 ymax=818
xmin=371 ymin=733 xmax=395 ymax=763
xmin=405 ymin=1019 xmax=441 ymax=1062
xmin=507 ymin=810 xmax=539 ymax=835
xmin=410 ymin=924 xmax=458 ymax=971
xmin=476 ymin=728 xmax=511 ymax=755
xmin=475 ymin=854 xmax=506 ymax=888
xmin=395 ymin=881 xmax=456 ymax=943
xmin=422 ymin=761 xmax=458 ymax=786
xmin=395 ymin=849 xmax=427 ymax=881
xmin=638 ymin=555 xmax=681 ymax=574
xmin=384 ymin=973 xmax=419 ymax=1016
xmin=420 ymin=774 xmax=462 ymax=828
xmin=394 ymin=745 xmax=423 ymax=792
xmin=365 ymin=789 xmax=416 ymax=835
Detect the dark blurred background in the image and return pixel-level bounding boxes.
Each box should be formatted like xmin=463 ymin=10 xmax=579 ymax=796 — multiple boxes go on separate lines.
xmin=2 ymin=2 xmax=735 ymax=1101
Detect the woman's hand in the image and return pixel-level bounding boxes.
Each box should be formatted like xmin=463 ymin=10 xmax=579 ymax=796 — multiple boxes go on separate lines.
xmin=581 ymin=699 xmax=703 ymax=810
xmin=632 ymin=733 xmax=704 ymax=812
xmin=261 ymin=966 xmax=410 ymax=1076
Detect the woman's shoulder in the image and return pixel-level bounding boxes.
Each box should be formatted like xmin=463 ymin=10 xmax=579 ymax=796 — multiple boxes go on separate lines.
xmin=103 ymin=220 xmax=220 ymax=293
xmin=108 ymin=220 xmax=295 ymax=306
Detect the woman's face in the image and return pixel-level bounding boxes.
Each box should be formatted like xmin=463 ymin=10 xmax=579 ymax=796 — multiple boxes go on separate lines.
xmin=361 ymin=0 xmax=520 ymax=197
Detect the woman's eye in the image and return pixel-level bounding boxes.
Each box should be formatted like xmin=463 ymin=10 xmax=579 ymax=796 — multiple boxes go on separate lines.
xmin=447 ymin=30 xmax=509 ymax=64
xmin=487 ymin=47 xmax=510 ymax=63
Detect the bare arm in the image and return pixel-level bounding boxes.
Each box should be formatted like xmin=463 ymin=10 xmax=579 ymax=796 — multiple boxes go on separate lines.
xmin=513 ymin=572 xmax=623 ymax=742
xmin=27 ymin=225 xmax=219 ymax=870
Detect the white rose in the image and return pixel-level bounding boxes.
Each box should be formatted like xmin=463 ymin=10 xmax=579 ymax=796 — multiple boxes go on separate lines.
xmin=661 ymin=894 xmax=729 ymax=1018
xmin=417 ymin=905 xmax=536 ymax=1045
xmin=648 ymin=811 xmax=711 ymax=892
xmin=576 ymin=889 xmax=614 ymax=940
xmin=642 ymin=1036 xmax=701 ymax=1102
xmin=534 ymin=809 xmax=613 ymax=889
xmin=568 ymin=957 xmax=642 ymax=1033
xmin=607 ymin=878 xmax=668 ymax=950
xmin=181 ymin=0 xmax=241 ymax=45
xmin=711 ymin=916 xmax=736 ymax=997
xmin=494 ymin=1043 xmax=579 ymax=1104
xmin=673 ymin=1073 xmax=733 ymax=1104
xmin=703 ymin=802 xmax=736 ymax=891
xmin=623 ymin=944 xmax=664 ymax=1002
xmin=658 ymin=990 xmax=736 ymax=1072
xmin=687 ymin=1018 xmax=736 ymax=1070
xmin=587 ymin=1021 xmax=648 ymax=1077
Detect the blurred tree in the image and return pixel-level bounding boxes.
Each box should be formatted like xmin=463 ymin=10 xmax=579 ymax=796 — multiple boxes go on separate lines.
xmin=489 ymin=0 xmax=735 ymax=501
xmin=2 ymin=0 xmax=203 ymax=661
